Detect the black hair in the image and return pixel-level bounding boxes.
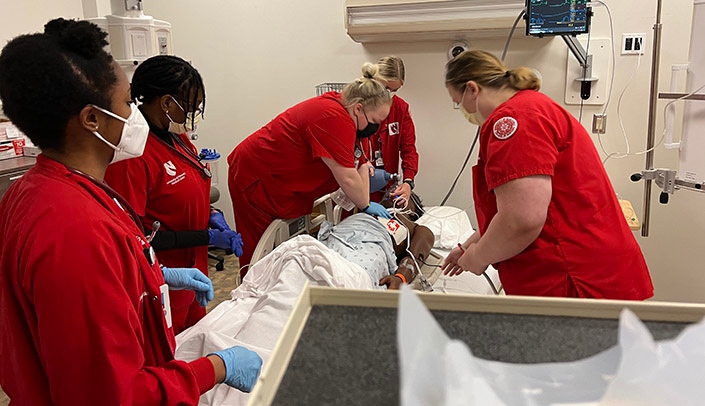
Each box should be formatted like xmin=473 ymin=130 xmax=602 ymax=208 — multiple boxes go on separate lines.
xmin=130 ymin=55 xmax=206 ymax=131
xmin=0 ymin=18 xmax=117 ymax=151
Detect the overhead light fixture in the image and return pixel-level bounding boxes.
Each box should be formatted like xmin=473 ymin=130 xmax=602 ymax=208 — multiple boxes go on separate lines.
xmin=345 ymin=0 xmax=526 ymax=43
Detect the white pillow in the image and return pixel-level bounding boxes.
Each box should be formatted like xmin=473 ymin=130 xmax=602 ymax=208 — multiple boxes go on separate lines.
xmin=415 ymin=206 xmax=474 ymax=249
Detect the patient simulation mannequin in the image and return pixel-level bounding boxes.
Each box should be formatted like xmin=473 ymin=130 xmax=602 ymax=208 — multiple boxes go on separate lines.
xmin=318 ymin=194 xmax=434 ymax=290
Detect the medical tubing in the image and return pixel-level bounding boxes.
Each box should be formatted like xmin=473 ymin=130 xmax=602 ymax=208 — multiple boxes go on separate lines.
xmin=604 ymin=49 xmax=642 ymax=160
xmin=601 ymin=81 xmax=705 ymax=165
xmin=482 ymin=272 xmax=500 ymax=295
xmin=501 ymin=8 xmax=526 ymax=62
xmin=596 ymin=0 xmax=617 ymax=118
xmin=420 ymin=253 xmax=501 ymax=295
xmin=393 ymin=208 xmax=432 ymax=290
xmin=439 ymin=127 xmax=479 ymax=206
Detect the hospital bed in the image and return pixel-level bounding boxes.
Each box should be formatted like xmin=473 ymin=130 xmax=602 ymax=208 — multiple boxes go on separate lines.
xmin=176 ymin=199 xmax=501 ymax=405
xmin=247 ymin=195 xmax=501 ymax=295
xmin=249 ymin=195 xmax=333 ymax=266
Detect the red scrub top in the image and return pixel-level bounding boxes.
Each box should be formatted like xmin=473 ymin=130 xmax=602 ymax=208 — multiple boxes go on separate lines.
xmin=106 ymin=131 xmax=211 ymax=334
xmin=473 ymin=90 xmax=653 ymax=299
xmin=360 ymin=95 xmax=419 ymax=181
xmin=228 ymin=92 xmax=357 ymax=270
xmin=0 ymin=155 xmax=215 ymax=405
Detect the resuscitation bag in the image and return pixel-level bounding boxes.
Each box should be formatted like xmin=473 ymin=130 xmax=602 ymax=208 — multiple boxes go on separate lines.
xmin=370 ymin=168 xmax=394 ymax=192
xmin=397 ymin=285 xmax=705 ymax=406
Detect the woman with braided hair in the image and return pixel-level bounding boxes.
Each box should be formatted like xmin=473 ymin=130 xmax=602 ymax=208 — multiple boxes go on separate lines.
xmin=105 ymin=55 xmax=243 ymax=334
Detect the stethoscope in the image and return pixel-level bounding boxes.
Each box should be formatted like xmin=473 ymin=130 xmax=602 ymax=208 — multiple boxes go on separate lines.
xmin=67 ymin=167 xmax=160 ymax=243
xmin=355 ymin=136 xmax=383 ymax=166
xmin=163 ymin=132 xmax=212 ymax=180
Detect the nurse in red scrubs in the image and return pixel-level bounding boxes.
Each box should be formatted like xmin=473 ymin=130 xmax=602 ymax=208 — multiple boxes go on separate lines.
xmin=105 ymin=55 xmax=242 ymax=334
xmin=228 ymin=63 xmax=393 ymax=275
xmin=442 ymin=50 xmax=653 ymax=300
xmin=360 ymin=56 xmax=420 ymax=204
xmin=0 ymin=19 xmax=261 ymax=404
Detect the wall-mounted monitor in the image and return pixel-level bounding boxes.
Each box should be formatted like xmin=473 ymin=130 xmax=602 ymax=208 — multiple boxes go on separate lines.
xmin=526 ymin=0 xmax=591 ymax=37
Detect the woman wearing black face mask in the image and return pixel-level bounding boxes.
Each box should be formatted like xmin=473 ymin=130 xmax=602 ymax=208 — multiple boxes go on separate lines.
xmin=227 ymin=62 xmax=393 ymax=275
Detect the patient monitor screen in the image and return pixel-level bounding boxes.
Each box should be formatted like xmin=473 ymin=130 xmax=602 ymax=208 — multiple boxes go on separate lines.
xmin=526 ymin=0 xmax=590 ymax=37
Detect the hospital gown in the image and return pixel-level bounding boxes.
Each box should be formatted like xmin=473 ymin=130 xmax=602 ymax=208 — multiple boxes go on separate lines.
xmin=318 ymin=213 xmax=398 ymax=287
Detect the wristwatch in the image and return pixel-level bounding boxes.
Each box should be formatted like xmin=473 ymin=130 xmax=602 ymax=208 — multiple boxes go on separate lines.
xmin=403 ymin=179 xmax=415 ymax=190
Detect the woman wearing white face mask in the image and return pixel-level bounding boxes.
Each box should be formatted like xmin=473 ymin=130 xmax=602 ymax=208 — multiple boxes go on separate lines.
xmin=0 ymin=19 xmax=262 ymax=404
xmin=442 ymin=50 xmax=653 ymax=300
xmin=105 ymin=55 xmax=243 ymax=334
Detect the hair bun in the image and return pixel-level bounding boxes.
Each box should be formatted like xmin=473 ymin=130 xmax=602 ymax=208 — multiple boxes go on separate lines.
xmin=44 ymin=18 xmax=109 ymax=59
xmin=361 ymin=62 xmax=379 ymax=80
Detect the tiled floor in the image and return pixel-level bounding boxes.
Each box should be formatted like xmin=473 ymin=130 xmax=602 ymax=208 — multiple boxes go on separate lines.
xmin=0 ymin=250 xmax=240 ymax=405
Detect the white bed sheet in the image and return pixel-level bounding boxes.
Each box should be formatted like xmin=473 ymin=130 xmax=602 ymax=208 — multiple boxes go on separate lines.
xmin=415 ymin=206 xmax=503 ymax=295
xmin=175 ymin=208 xmax=502 ymax=404
xmin=431 ymin=246 xmax=503 ymax=296
xmin=175 ymin=235 xmax=374 ymax=406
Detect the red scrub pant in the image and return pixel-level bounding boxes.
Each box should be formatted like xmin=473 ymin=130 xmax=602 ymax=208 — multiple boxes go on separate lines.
xmin=230 ymin=181 xmax=278 ymax=279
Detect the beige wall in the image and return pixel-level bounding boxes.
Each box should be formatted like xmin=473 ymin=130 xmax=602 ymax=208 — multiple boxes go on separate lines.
xmin=2 ymin=1 xmax=702 ymax=303
xmin=0 ymin=0 xmax=84 ymax=44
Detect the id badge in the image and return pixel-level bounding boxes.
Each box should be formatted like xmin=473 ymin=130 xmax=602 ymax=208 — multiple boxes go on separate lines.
xmin=374 ymin=150 xmax=384 ymax=167
xmin=159 ymin=284 xmax=173 ymax=329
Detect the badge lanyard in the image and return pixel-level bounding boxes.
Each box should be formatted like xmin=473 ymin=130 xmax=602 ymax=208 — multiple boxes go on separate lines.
xmin=69 ymin=166 xmax=177 ymax=345
xmin=68 ymin=167 xmax=160 ymax=267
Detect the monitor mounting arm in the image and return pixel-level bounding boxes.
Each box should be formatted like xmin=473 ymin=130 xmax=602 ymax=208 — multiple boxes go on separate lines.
xmin=562 ymin=35 xmax=596 ymax=100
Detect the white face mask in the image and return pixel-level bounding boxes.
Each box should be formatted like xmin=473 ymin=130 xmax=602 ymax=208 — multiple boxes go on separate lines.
xmin=91 ymin=103 xmax=150 ymax=164
xmin=166 ymin=96 xmax=202 ymax=135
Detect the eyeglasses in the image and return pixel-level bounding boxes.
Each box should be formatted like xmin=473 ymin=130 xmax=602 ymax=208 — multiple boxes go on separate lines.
xmin=171 ymin=96 xmax=204 ymax=116
xmin=453 ymin=86 xmax=468 ymax=110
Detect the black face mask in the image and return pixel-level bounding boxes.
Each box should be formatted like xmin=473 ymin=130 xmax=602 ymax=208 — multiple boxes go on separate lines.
xmin=356 ymin=109 xmax=380 ymax=139
xmin=357 ymin=122 xmax=380 ymax=139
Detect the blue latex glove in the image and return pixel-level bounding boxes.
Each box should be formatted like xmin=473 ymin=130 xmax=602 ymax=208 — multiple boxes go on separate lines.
xmin=209 ymin=210 xmax=231 ymax=231
xmin=363 ymin=202 xmax=392 ymax=219
xmin=161 ymin=266 xmax=214 ymax=307
xmin=209 ymin=229 xmax=244 ymax=257
xmin=210 ymin=346 xmax=263 ymax=392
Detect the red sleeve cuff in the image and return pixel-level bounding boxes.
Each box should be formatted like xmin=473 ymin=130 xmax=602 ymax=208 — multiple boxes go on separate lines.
xmin=485 ymin=166 xmax=554 ymax=191
xmin=402 ymin=170 xmax=417 ymax=181
xmin=189 ymin=356 xmax=217 ymax=394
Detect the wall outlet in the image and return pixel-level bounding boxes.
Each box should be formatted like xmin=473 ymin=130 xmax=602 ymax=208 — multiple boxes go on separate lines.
xmin=622 ymin=33 xmax=645 ymax=55
xmin=592 ymin=113 xmax=607 ymax=134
